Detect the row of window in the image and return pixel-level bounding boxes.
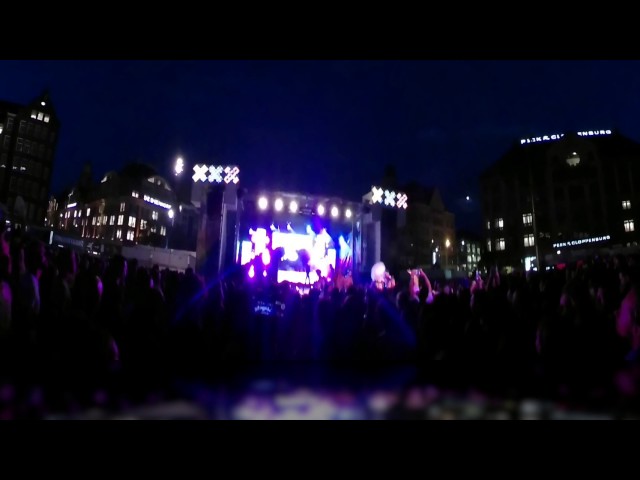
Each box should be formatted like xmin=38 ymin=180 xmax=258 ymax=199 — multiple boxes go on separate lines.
xmin=625 ymin=220 xmax=635 ymax=232
xmin=488 ymin=221 xmax=637 ymax=252
xmin=68 ymin=203 xmax=164 ymax=221
xmin=73 ymin=226 xmax=167 ymax=241
xmin=489 ymin=203 xmax=634 ymax=231
xmin=16 ymin=137 xmax=50 ymax=158
xmin=82 ymin=226 xmax=167 ymax=241
xmin=7 ymin=177 xmax=47 ymax=200
xmin=2 ymin=135 xmax=53 ymax=159
xmin=460 ymin=243 xmax=480 ymax=254
xmin=19 ymin=119 xmax=53 ymax=141
xmin=30 ymin=110 xmax=50 ymax=123
xmin=65 ymin=212 xmax=161 ymax=232
xmin=0 ymin=156 xmax=50 ymax=179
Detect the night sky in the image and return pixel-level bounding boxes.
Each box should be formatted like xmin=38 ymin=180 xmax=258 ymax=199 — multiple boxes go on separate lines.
xmin=2 ymin=60 xmax=639 ymax=233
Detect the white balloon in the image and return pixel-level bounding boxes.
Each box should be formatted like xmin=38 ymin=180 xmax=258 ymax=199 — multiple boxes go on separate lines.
xmin=371 ymin=261 xmax=386 ymax=281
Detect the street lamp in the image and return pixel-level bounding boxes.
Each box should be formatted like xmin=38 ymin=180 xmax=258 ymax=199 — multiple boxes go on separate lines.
xmin=174 ymin=157 xmax=184 ymax=176
xmin=167 ymin=208 xmax=175 ymax=249
xmin=445 ymin=238 xmax=450 ymax=269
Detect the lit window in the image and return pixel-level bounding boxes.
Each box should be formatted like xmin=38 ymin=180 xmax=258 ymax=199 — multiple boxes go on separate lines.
xmin=44 ymin=114 xmax=50 ymax=123
xmin=116 ymin=229 xmax=122 ymax=239
xmin=131 ymin=191 xmax=139 ymax=198
xmin=623 ymin=200 xmax=631 ymax=210
xmin=140 ymin=219 xmax=147 ymax=230
xmin=495 ymin=218 xmax=504 ymax=229
xmin=566 ymin=152 xmax=580 ymax=167
xmin=120 ymin=202 xmax=125 ymax=213
xmin=522 ymin=213 xmax=533 ymax=226
xmin=524 ymin=234 xmax=535 ymax=247
xmin=109 ymin=215 xmax=115 ymax=225
xmin=624 ymin=220 xmax=635 ymax=232
xmin=73 ymin=211 xmax=77 ymax=218
xmin=496 ymin=238 xmax=505 ymax=251
xmin=126 ymin=230 xmax=134 ymax=241
xmin=117 ymin=215 xmax=124 ymax=225
xmin=91 ymin=217 xmax=96 ymax=225
xmin=160 ymin=226 xmax=166 ymax=236
xmin=486 ymin=239 xmax=492 ymax=252
xmin=31 ymin=110 xmax=37 ymax=119
xmin=151 ymin=226 xmax=157 ymax=233
xmin=152 ymin=211 xmax=159 ymax=221
xmin=467 ymin=255 xmax=472 ymax=263
xmin=86 ymin=208 xmax=90 ymax=216
xmin=97 ymin=216 xmax=101 ymax=226
xmin=37 ymin=112 xmax=43 ymax=121
xmin=128 ymin=216 xmax=136 ymax=228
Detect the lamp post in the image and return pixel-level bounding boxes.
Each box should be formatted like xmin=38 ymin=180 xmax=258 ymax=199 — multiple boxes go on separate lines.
xmin=174 ymin=156 xmax=184 ymax=176
xmin=445 ymin=237 xmax=451 ymax=269
xmin=167 ymin=208 xmax=175 ymax=249
xmin=346 ymin=206 xmax=355 ymax=281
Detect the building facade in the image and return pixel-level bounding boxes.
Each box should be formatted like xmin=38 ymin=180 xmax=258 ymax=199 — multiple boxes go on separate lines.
xmin=54 ymin=163 xmax=198 ymax=251
xmin=456 ymin=229 xmax=483 ymax=275
xmin=0 ymin=91 xmax=59 ymax=226
xmin=480 ymin=129 xmax=640 ymax=270
xmin=394 ymin=183 xmax=456 ymax=269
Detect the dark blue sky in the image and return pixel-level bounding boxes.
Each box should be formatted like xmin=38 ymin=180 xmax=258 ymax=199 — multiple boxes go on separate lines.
xmin=2 ymin=60 xmax=639 ymax=232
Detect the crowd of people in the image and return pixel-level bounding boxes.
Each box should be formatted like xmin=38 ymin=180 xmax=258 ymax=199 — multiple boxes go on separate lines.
xmin=2 ymin=223 xmax=640 ymax=416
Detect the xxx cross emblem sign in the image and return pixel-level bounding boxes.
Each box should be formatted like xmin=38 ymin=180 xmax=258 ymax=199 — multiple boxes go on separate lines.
xmin=384 ymin=190 xmax=396 ymax=207
xmin=192 ymin=164 xmax=209 ymax=182
xmin=371 ymin=187 xmax=384 ymax=204
xmin=192 ymin=164 xmax=241 ymax=184
xmin=208 ymin=166 xmax=224 ymax=183
xmin=369 ymin=186 xmax=408 ymax=209
xmin=396 ymin=193 xmax=408 ymax=209
xmin=224 ymin=166 xmax=240 ymax=184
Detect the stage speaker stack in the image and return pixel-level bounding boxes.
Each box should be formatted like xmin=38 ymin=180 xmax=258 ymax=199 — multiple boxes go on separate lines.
xmin=195 ymin=183 xmax=238 ymax=279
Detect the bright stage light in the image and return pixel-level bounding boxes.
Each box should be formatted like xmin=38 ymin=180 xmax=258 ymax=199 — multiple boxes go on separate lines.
xmin=289 ymin=200 xmax=298 ymax=213
xmin=275 ymin=198 xmax=284 ymax=212
xmin=270 ymin=223 xmax=277 ymax=231
xmin=317 ymin=204 xmax=325 ymax=216
xmin=262 ymin=250 xmax=271 ymax=265
xmin=258 ymin=197 xmax=268 ymax=210
xmin=306 ymin=225 xmax=314 ymax=235
xmin=248 ymin=265 xmax=255 ymax=278
xmin=287 ymin=222 xmax=293 ymax=232
xmin=345 ymin=208 xmax=352 ymax=219
xmin=331 ymin=206 xmax=339 ymax=218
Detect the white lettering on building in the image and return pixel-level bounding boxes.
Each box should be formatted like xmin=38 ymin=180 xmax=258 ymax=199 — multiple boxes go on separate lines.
xmin=521 ymin=129 xmax=612 ymax=145
xmin=143 ymin=195 xmax=172 ymax=210
xmin=553 ymin=234 xmax=611 ymax=249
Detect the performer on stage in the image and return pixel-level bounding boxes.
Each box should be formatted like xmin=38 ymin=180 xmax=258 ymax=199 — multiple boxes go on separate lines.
xmin=299 ymin=249 xmax=311 ymax=285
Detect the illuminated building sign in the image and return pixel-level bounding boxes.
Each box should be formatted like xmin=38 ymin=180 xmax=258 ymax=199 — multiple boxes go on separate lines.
xmin=66 ymin=202 xmax=77 ymax=209
xmin=192 ymin=164 xmax=240 ymax=184
xmin=520 ymin=129 xmax=612 ymax=145
xmin=553 ymin=235 xmax=610 ymax=249
xmin=370 ymin=186 xmax=408 ymax=209
xmin=143 ymin=195 xmax=172 ymax=210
